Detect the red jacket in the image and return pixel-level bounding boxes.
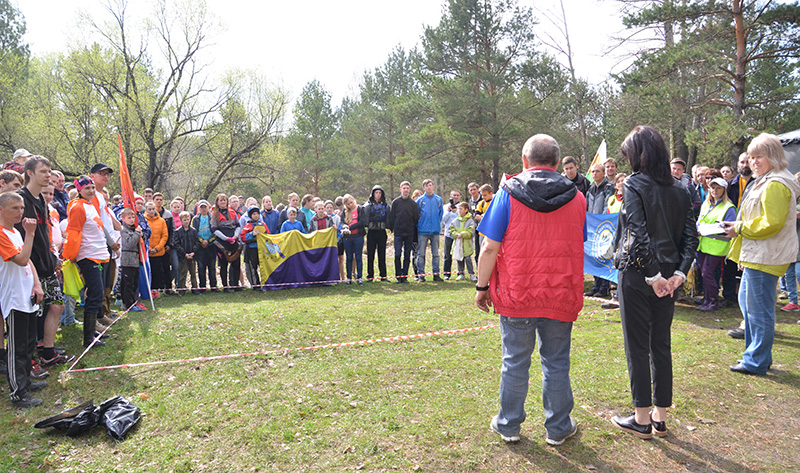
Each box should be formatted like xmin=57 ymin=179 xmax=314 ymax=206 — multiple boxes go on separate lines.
xmin=489 ymin=169 xmax=586 ymax=322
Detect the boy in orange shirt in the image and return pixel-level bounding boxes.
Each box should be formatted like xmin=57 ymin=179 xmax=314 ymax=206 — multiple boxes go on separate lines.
xmin=0 ymin=192 xmax=45 ymax=407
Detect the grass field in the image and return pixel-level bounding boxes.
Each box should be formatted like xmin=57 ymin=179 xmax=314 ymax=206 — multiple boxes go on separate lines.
xmin=2 ymin=267 xmax=800 ymax=472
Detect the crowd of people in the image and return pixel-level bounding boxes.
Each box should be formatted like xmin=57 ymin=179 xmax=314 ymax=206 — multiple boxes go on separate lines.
xmin=2 ymin=129 xmax=799 ymax=446
xmin=0 ymin=150 xmax=500 ymax=408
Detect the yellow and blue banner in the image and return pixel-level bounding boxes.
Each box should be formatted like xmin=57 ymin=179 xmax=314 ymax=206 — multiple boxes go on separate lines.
xmin=584 ymin=212 xmax=619 ymax=284
xmin=256 ymin=227 xmax=339 ymax=289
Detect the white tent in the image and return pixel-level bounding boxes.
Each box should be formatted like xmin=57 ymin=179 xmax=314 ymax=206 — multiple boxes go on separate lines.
xmin=778 ymin=128 xmax=800 ymax=175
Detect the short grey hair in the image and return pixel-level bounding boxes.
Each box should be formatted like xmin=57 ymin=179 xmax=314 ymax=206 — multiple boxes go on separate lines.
xmin=522 ymin=134 xmax=560 ymax=167
xmin=748 ymin=133 xmax=788 ymax=172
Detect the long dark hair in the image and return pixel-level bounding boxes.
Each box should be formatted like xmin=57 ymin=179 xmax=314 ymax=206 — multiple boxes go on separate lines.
xmin=621 ymin=126 xmax=673 ymax=186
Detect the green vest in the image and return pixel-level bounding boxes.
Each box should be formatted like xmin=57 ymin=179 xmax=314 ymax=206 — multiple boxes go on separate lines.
xmin=698 ymin=200 xmax=735 ymax=256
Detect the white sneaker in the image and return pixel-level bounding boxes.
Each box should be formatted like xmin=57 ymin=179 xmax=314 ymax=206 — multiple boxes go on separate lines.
xmin=470 ymin=275 xmax=478 ymax=282
xmin=456 ymin=274 xmax=464 ymax=281
xmin=490 ymin=415 xmax=520 ymax=443
xmin=545 ymin=416 xmax=578 ymax=446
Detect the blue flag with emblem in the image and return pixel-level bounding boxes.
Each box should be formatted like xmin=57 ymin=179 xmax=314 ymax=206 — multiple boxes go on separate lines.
xmin=584 ymin=212 xmax=619 ymax=284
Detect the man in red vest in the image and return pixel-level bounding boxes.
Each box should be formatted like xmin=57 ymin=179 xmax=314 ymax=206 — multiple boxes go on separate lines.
xmin=475 ymin=134 xmax=586 ymax=446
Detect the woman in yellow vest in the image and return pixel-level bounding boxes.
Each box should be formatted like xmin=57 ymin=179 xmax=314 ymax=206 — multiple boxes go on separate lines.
xmin=695 ymin=175 xmax=736 ymax=311
xmin=722 ymin=133 xmax=800 ymax=375
xmin=606 ymin=173 xmax=627 ymax=214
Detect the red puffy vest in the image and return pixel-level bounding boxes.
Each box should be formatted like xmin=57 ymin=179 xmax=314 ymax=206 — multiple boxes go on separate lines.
xmin=489 ymin=191 xmax=586 ymax=321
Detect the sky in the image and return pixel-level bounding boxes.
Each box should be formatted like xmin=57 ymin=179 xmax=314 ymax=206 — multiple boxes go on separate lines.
xmin=17 ymin=0 xmax=636 ymax=106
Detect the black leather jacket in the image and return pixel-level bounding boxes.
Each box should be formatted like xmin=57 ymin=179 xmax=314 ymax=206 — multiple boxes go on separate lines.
xmin=613 ymin=173 xmax=698 ymax=278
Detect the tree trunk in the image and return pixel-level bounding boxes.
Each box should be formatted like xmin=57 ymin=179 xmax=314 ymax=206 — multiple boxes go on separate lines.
xmin=732 ymin=0 xmax=746 ymax=121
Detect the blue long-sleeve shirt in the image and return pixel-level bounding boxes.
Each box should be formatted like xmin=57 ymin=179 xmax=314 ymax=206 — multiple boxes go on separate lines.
xmin=280 ymin=220 xmax=305 ymax=234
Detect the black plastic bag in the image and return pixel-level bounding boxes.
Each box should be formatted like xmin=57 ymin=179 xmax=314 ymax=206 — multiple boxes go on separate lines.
xmin=97 ymin=395 xmax=141 ymax=441
xmin=35 ymin=396 xmax=141 ymax=441
xmin=34 ymin=401 xmax=100 ymax=437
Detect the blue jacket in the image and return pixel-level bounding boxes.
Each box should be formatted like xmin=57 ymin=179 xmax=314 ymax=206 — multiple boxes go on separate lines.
xmin=260 ymin=209 xmax=281 ymax=234
xmin=417 ymin=193 xmax=443 ymax=235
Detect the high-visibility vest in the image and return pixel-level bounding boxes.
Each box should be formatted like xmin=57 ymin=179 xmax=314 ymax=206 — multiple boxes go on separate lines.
xmin=697 ymin=200 xmax=735 ymax=256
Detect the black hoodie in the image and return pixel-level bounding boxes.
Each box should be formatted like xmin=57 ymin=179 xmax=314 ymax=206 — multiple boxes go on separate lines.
xmin=364 ymin=185 xmax=391 ymax=231
xmin=502 ymin=168 xmax=578 ymax=213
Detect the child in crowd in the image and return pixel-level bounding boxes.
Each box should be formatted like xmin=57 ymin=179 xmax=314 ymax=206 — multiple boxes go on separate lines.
xmin=144 ymin=201 xmax=168 ymax=297
xmin=41 ymin=184 xmax=63 ymax=254
xmin=191 ymin=200 xmax=218 ymax=292
xmin=0 ymin=192 xmax=44 ymax=408
xmin=449 ymin=202 xmax=476 ymax=281
xmin=326 ymin=200 xmax=345 ymax=281
xmin=280 ymin=207 xmax=305 ymax=233
xmin=175 ymin=211 xmax=199 ymax=294
xmin=241 ymin=206 xmax=266 ymax=290
xmin=119 ymin=208 xmax=145 ymax=311
xmin=309 ymin=201 xmax=334 ymax=232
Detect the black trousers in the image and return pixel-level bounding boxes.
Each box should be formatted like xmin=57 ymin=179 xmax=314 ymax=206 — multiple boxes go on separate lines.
xmin=443 ymin=236 xmax=454 ymax=277
xmin=121 ymin=266 xmax=140 ymax=310
xmin=76 ymin=258 xmax=102 ymax=346
xmin=618 ymin=267 xmax=675 ymax=408
xmin=160 ymin=253 xmax=172 ymax=290
xmin=6 ymin=309 xmax=36 ymax=401
xmin=149 ymin=255 xmax=165 ymax=290
xmin=721 ymin=258 xmax=740 ymax=302
xmin=245 ymin=246 xmax=260 ymax=287
xmin=366 ymin=229 xmax=387 ymax=280
xmin=217 ymin=251 xmax=241 ymax=288
xmin=394 ymin=234 xmax=414 ymax=281
xmin=196 ymin=246 xmax=217 ymax=289
xmin=474 ymin=230 xmax=481 ymax=266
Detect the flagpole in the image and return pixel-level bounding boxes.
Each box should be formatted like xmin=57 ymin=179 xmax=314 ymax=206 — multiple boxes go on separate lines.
xmin=118 ymin=133 xmax=156 ymax=311
xmin=143 ymin=247 xmax=155 ymax=311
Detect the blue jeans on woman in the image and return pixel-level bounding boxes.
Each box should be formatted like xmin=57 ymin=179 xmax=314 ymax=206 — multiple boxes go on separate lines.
xmin=738 ymin=267 xmax=780 ymax=374
xmin=780 ymin=262 xmax=799 ymax=305
xmin=343 ymin=234 xmax=364 ymax=281
xmin=494 ymin=315 xmax=574 ymax=441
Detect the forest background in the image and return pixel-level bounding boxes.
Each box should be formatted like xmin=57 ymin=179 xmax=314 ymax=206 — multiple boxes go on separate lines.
xmin=1 ymin=0 xmax=799 ymax=201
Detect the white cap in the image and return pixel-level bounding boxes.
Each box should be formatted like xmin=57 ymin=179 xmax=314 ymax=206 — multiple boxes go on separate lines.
xmin=709 ymin=177 xmax=728 ymax=188
xmin=13 ymin=149 xmax=31 ymax=160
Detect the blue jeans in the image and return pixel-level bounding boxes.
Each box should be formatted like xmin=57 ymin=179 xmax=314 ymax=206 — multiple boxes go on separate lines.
xmin=61 ymin=294 xmax=77 ymax=326
xmin=495 ymin=316 xmax=574 ymax=440
xmin=780 ymin=262 xmax=799 ymax=304
xmin=343 ymin=234 xmax=364 ymax=280
xmin=739 ymin=267 xmax=779 ymax=374
xmin=416 ymin=233 xmax=440 ymax=276
xmin=169 ymin=248 xmax=179 ymax=289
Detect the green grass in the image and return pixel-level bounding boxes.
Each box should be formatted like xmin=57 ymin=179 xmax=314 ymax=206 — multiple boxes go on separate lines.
xmin=2 ymin=271 xmax=800 ymax=472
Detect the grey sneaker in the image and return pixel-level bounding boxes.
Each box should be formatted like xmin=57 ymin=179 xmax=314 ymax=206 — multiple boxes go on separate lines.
xmin=545 ymin=416 xmax=578 ymax=446
xmin=29 ymin=380 xmax=48 ymax=391
xmin=12 ymin=394 xmax=43 ymax=408
xmin=728 ymin=328 xmax=745 ymax=339
xmin=490 ymin=415 xmax=520 ymax=443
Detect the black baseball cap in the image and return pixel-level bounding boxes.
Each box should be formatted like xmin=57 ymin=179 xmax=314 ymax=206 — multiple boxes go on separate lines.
xmin=90 ymin=163 xmax=113 ymax=174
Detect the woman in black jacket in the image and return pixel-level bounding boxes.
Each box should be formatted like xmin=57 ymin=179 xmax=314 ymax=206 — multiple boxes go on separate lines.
xmin=211 ymin=193 xmax=242 ymax=293
xmin=611 ymin=126 xmax=697 ymax=439
xmin=340 ymin=194 xmax=367 ymax=285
